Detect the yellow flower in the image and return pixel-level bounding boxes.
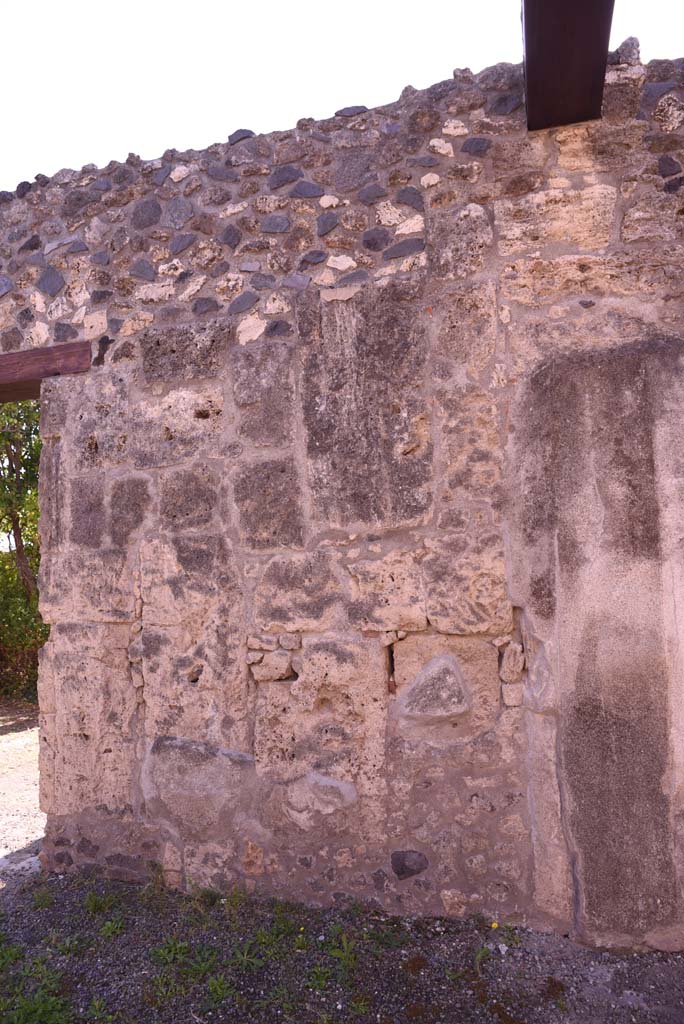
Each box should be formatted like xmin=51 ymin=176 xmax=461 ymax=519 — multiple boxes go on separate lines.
xmin=491 ymin=922 xmax=499 ymax=929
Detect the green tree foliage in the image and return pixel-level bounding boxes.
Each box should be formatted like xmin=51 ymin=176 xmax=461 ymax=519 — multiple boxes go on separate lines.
xmin=0 ymin=401 xmax=48 ymax=699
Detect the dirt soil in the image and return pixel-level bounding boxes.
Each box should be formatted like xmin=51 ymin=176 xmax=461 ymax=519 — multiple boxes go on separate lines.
xmin=1 ymin=702 xmax=684 ymax=1023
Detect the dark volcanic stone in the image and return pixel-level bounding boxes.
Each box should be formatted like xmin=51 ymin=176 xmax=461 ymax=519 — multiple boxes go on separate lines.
xmin=91 ymin=251 xmax=110 ymax=266
xmin=91 ymin=290 xmax=112 ymax=304
xmin=265 ymin=319 xmax=292 ymax=338
xmin=18 ymin=234 xmax=41 ymax=253
xmin=300 ymin=249 xmax=326 ymax=266
xmin=0 ymin=192 xmax=13 ymax=205
xmin=15 ymin=181 xmax=31 ymax=199
xmin=130 ymin=259 xmax=156 ymax=282
xmin=396 ymin=186 xmax=424 ymax=211
xmin=234 ymin=457 xmax=304 ymax=549
xmin=461 ymin=137 xmax=492 ymax=156
xmin=317 ymin=211 xmax=338 ymax=237
xmin=229 ymin=129 xmax=255 ymax=145
xmin=335 ymin=105 xmax=368 ymax=117
xmin=269 ymin=164 xmax=303 ymax=190
xmin=228 ymin=290 xmax=259 ymax=315
xmin=131 ymin=198 xmax=162 ymax=229
xmin=220 ymin=224 xmax=242 ymax=249
xmin=166 ymin=196 xmax=194 ymax=228
xmin=487 ymin=92 xmax=523 ymax=115
xmin=67 ymin=239 xmax=88 ymax=253
xmin=35 ymin=174 xmax=50 ymax=187
xmin=37 ymin=265 xmax=65 ymax=297
xmin=289 ymin=180 xmax=325 ymax=198
xmin=383 ymin=237 xmax=425 ymax=260
xmin=262 ymin=213 xmax=290 ymax=233
xmin=362 ymin=227 xmax=391 ymax=251
xmin=169 ymin=233 xmax=197 ymax=256
xmin=54 ymin=322 xmax=79 ymax=343
xmin=358 ymin=182 xmax=388 ymax=204
xmin=659 ymin=154 xmax=682 ymax=177
xmin=664 ymin=175 xmax=684 ymax=193
xmin=92 ymin=176 xmax=113 ymax=192
xmin=251 ymin=273 xmax=276 ymax=290
xmin=391 ymin=850 xmax=429 ymax=880
xmin=0 ymin=275 xmax=13 ymax=298
xmin=152 ymin=165 xmax=171 ymax=186
xmin=192 ymin=297 xmax=221 ymax=315
xmin=410 ymin=155 xmax=440 ymax=167
xmin=206 ymin=163 xmax=239 ymax=182
xmin=337 ymin=269 xmax=369 ymax=287
xmin=282 ymin=272 xmax=310 ymax=290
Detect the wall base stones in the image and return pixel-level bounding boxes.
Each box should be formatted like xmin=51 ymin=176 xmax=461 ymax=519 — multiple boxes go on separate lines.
xmin=3 ymin=39 xmax=684 ymax=948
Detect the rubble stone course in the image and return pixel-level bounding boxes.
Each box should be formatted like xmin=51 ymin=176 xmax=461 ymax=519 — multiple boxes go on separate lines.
xmin=3 ymin=37 xmax=684 ymax=950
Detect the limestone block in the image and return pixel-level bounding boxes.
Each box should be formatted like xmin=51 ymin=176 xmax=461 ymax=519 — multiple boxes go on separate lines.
xmin=347 ymin=549 xmax=427 ymax=632
xmin=499 ymin=250 xmax=684 ymax=305
xmin=427 ymin=203 xmax=493 ymax=278
xmin=144 ymin=736 xmax=257 ymax=841
xmin=254 ymin=550 xmax=349 ymax=632
xmin=138 ymin=320 xmax=231 ymax=383
xmin=159 ymin=463 xmax=219 ymax=530
xmin=555 ymin=123 xmax=647 ymax=173
xmin=282 ymin=771 xmax=359 ymax=831
xmin=253 ymin=635 xmax=388 ymax=795
xmin=423 ymin=529 xmax=512 ymax=636
xmin=250 ymin=649 xmax=292 ymax=682
xmin=391 ymin=634 xmax=500 ymax=746
xmin=230 ymin=340 xmax=294 ymax=447
xmin=301 ymin=280 xmax=432 ymax=530
xmin=39 ymin=623 xmax=138 ymax=817
xmin=436 ymin=386 xmax=503 ymax=508
xmin=622 ymin=191 xmax=681 ymax=243
xmin=435 ymin=283 xmax=498 ymax=378
xmin=233 ymin=457 xmax=305 ymax=549
xmin=139 ymin=534 xmax=248 ymax=748
xmin=500 ymin=642 xmax=525 ymax=683
xmin=494 ymin=186 xmax=617 ymax=255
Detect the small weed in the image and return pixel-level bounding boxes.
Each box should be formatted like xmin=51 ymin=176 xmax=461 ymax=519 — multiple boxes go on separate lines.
xmin=501 ymin=924 xmax=521 ymax=948
xmin=306 ymin=964 xmax=332 ymax=992
xmin=0 ymin=936 xmax=22 ymax=971
xmin=51 ymin=935 xmax=87 ymax=958
xmin=84 ymin=892 xmax=116 ymax=917
xmin=5 ymin=989 xmax=73 ymax=1024
xmin=230 ymin=938 xmax=263 ymax=972
xmin=351 ymin=993 xmax=370 ymax=1015
xmin=255 ymin=983 xmax=296 ymax=1015
xmin=99 ymin=916 xmax=124 ymax=939
xmin=148 ymin=971 xmax=184 ymax=1006
xmin=293 ymin=929 xmax=308 ymax=952
xmin=150 ymin=935 xmax=190 ymax=966
xmin=192 ymin=886 xmax=222 ymax=910
xmin=367 ymin=920 xmax=407 ymax=950
xmin=206 ymin=973 xmax=235 ymax=1004
xmin=273 ymin=901 xmax=299 ymax=937
xmin=445 ymin=966 xmax=467 ymax=985
xmin=32 ymin=887 xmax=54 ymax=911
xmin=474 ymin=945 xmax=492 ymax=975
xmin=221 ymin=886 xmax=246 ymax=917
xmin=328 ymin=932 xmax=357 ymax=977
xmin=182 ymin=944 xmax=218 ymax=981
xmin=85 ymin=997 xmax=116 ymax=1022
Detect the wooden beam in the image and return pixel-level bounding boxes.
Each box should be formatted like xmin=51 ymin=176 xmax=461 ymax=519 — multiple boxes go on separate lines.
xmin=0 ymin=341 xmax=92 ymax=404
xmin=523 ymin=0 xmax=615 ymax=131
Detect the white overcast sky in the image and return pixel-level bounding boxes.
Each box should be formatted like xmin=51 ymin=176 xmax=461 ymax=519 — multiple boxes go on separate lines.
xmin=1 ymin=0 xmax=682 ymax=190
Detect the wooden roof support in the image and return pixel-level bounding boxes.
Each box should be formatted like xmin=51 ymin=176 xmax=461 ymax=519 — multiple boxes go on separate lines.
xmin=0 ymin=342 xmax=92 ymax=403
xmin=523 ymin=0 xmax=615 ymax=131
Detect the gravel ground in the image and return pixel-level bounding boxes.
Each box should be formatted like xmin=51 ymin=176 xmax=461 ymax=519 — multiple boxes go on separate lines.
xmin=1 ymin=702 xmax=684 ymax=1024
xmin=0 ymin=700 xmax=45 ymax=883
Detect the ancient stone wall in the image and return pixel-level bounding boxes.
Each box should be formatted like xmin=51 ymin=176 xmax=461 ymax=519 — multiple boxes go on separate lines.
xmin=2 ymin=41 xmax=684 ymax=949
